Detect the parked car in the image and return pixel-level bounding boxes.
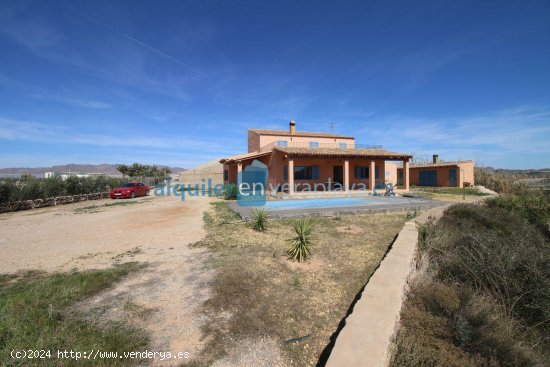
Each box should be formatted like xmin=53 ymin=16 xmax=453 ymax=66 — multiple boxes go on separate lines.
xmin=110 ymin=182 xmax=149 ymax=199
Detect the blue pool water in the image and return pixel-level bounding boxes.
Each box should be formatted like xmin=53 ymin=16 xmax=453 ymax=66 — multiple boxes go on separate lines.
xmin=262 ymin=197 xmax=415 ymax=210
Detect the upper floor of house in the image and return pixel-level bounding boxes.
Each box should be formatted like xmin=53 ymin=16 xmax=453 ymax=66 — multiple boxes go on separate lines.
xmin=248 ymin=121 xmax=356 ymax=152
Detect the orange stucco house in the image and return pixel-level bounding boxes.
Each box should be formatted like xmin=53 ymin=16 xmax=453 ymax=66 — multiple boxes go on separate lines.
xmin=395 ymin=156 xmax=474 ymax=188
xmin=220 ymin=121 xmax=414 ymax=196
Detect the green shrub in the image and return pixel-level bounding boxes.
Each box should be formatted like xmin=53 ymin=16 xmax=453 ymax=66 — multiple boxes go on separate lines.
xmin=19 ymin=179 xmax=43 ymax=201
xmin=0 ymin=179 xmax=19 ymax=205
xmin=65 ymin=176 xmax=83 ymax=195
xmin=224 ymin=184 xmax=237 ymax=200
xmin=391 ymin=302 xmax=482 ymax=367
xmin=452 ymin=313 xmax=472 ymax=348
xmin=486 ymin=192 xmax=550 ymax=232
xmin=287 ymin=218 xmax=314 ymax=262
xmin=403 ymin=202 xmax=550 ymax=366
xmin=0 ymin=176 xmax=129 ymax=205
xmin=434 ymin=208 xmax=550 ymax=329
xmin=251 ymin=208 xmax=269 ymax=231
xmin=418 ymin=282 xmax=460 ymax=316
xmin=41 ymin=177 xmax=66 ymax=198
xmin=406 ymin=210 xmax=417 ymax=220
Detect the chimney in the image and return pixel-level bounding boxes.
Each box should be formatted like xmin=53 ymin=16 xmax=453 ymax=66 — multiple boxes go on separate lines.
xmin=289 ymin=120 xmax=296 ymax=135
xmin=433 ymin=154 xmax=439 ymax=164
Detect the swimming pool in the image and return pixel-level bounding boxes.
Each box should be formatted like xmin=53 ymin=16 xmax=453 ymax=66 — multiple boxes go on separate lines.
xmin=262 ymin=196 xmax=416 ymax=211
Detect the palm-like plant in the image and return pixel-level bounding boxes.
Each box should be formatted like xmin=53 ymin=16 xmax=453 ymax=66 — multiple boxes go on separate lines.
xmin=287 ymin=218 xmax=314 ymax=262
xmin=252 ymin=208 xmax=269 ymax=231
xmin=225 ymin=184 xmax=237 ymax=200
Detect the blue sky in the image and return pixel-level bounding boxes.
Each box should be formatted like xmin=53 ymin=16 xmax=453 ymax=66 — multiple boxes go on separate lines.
xmin=0 ymin=0 xmax=549 ymax=169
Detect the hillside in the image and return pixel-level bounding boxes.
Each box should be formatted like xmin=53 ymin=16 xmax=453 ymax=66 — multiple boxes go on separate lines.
xmin=483 ymin=167 xmax=550 ymax=178
xmin=0 ymin=164 xmax=186 ymax=176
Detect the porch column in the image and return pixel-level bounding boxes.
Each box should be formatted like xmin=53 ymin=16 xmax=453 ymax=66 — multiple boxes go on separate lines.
xmin=403 ymin=159 xmax=410 ymax=191
xmin=369 ymin=160 xmax=376 ymax=191
xmin=288 ymin=158 xmax=294 ymax=195
xmin=237 ymin=162 xmax=242 ymax=187
xmin=344 ymin=160 xmax=349 ymax=191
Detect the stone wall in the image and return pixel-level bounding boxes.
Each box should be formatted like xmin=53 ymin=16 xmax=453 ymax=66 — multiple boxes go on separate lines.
xmin=0 ymin=192 xmax=111 ymax=213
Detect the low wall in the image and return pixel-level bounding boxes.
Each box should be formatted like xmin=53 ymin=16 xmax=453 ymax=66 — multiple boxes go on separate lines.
xmin=0 ymin=192 xmax=111 ymax=213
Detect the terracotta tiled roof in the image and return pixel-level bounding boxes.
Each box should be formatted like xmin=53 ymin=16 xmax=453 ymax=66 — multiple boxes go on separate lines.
xmin=274 ymin=147 xmax=412 ymax=159
xmin=219 ymin=151 xmax=272 ymax=163
xmin=405 ymin=160 xmax=474 ymax=169
xmin=249 ymin=128 xmax=354 ymax=139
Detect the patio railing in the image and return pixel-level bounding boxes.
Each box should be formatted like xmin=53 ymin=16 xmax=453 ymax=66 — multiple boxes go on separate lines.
xmin=259 ymin=141 xmax=383 ymax=151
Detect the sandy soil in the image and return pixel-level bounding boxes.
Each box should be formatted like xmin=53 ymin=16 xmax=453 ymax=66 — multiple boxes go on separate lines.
xmin=0 ymin=194 xmax=214 ymax=366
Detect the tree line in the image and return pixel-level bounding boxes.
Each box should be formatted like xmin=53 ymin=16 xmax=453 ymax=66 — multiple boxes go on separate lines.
xmin=116 ymin=163 xmax=172 ymax=179
xmin=0 ymin=176 xmax=128 ymax=205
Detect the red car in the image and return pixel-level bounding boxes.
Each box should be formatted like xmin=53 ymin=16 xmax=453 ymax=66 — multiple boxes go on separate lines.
xmin=110 ymin=182 xmax=150 ymax=199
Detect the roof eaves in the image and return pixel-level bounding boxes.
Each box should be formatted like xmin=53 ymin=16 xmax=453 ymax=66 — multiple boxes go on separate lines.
xmin=407 ymin=160 xmax=473 ymax=168
xmin=219 ymin=150 xmax=272 ymax=164
xmin=274 ymin=147 xmax=412 ymax=159
xmin=248 ymin=128 xmax=354 ymax=139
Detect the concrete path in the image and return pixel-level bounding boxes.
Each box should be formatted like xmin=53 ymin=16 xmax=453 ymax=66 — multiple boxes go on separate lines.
xmin=475 ymin=185 xmax=499 ymax=196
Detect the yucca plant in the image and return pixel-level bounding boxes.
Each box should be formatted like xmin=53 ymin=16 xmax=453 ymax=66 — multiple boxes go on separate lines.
xmin=225 ymin=184 xmax=237 ymax=200
xmin=287 ymin=218 xmax=314 ymax=262
xmin=252 ymin=208 xmax=269 ymax=231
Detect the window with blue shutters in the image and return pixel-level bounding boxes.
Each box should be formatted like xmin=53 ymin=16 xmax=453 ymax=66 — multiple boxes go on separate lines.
xmin=355 ymin=166 xmax=379 ymax=179
xmin=312 ymin=165 xmax=320 ymax=180
xmin=288 ymin=165 xmax=320 ymax=180
xmin=355 ymin=166 xmax=369 ymax=179
xmin=277 ymin=140 xmax=288 ymax=147
xmin=339 ymin=142 xmax=347 ymax=149
xmin=309 ymin=141 xmax=319 ymax=148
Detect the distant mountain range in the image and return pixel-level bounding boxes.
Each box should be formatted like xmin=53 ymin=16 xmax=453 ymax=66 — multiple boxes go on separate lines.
xmin=481 ymin=167 xmax=550 ymax=178
xmin=0 ymin=164 xmax=187 ymax=176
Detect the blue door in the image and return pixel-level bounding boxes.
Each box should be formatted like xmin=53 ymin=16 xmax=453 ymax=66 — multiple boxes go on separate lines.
xmin=419 ymin=170 xmax=437 ymax=186
xmin=449 ymin=169 xmax=457 ymax=187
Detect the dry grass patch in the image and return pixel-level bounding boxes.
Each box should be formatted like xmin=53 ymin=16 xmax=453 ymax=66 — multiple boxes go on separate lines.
xmin=0 ymin=263 xmax=147 ymax=366
xmin=191 ymin=202 xmax=407 ymax=366
xmin=391 ymin=201 xmax=550 ymax=367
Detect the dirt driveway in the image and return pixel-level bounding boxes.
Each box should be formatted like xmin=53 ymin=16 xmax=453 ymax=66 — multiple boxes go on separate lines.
xmin=0 ymin=194 xmax=211 ymax=273
xmin=0 ymin=194 xmax=214 ymax=365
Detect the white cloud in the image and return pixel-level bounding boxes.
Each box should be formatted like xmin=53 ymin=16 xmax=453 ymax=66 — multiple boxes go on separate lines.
xmin=353 ymin=104 xmax=550 ymax=168
xmin=0 ymin=117 xmax=240 ymax=154
xmin=35 ymin=94 xmax=112 ymax=109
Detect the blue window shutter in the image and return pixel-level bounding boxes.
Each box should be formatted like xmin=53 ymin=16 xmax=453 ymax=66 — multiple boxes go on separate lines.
xmin=284 ymin=166 xmax=288 ymax=180
xmin=375 ymin=167 xmax=379 ymax=179
xmin=312 ymin=166 xmax=320 ymax=180
xmin=366 ymin=167 xmax=370 ymax=179
xmin=355 ymin=166 xmax=360 ymax=179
